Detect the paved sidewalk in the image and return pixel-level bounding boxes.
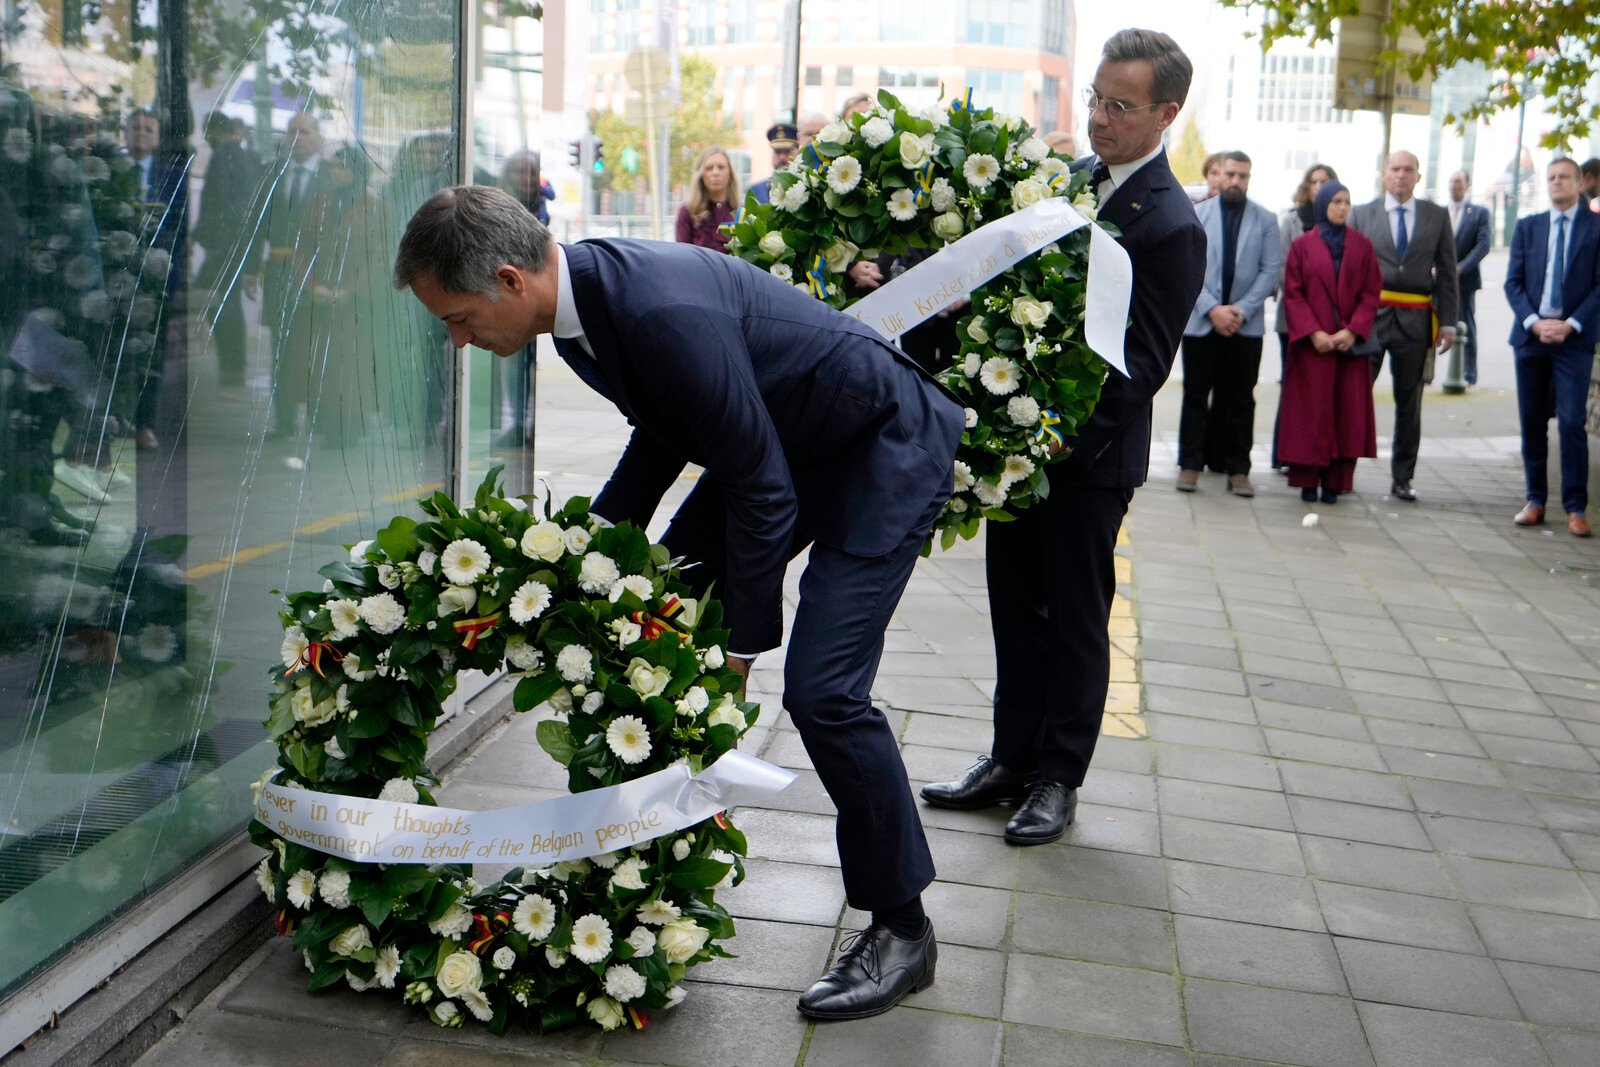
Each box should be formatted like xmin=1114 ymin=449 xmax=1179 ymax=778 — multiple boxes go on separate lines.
xmin=145 ymin=355 xmax=1600 ymax=1066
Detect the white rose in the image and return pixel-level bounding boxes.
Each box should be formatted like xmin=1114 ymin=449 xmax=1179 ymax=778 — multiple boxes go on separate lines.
xmin=348 ymin=540 xmax=373 ymax=563
xmin=492 ymin=946 xmax=516 ymax=970
xmin=963 ymin=407 xmax=979 ymax=429
xmin=330 ymin=924 xmax=373 ymax=958
xmin=672 ymin=838 xmax=691 ymax=861
xmin=1011 ymin=177 xmax=1048 ymax=210
xmin=416 ymin=549 xmax=438 ymax=575
xmin=898 ymin=130 xmax=930 ymax=169
xmin=703 ymin=645 xmax=725 ymax=669
xmin=769 ymin=262 xmax=794 ymax=282
xmin=822 ymin=239 xmax=859 ymax=274
xmin=961 ymin=352 xmax=980 ymax=377
xmin=587 ymin=996 xmax=625 ymax=1031
xmin=707 ymin=697 xmax=745 ymax=730
xmin=758 ymin=231 xmax=787 ymax=257
xmin=967 ymin=319 xmax=990 ymax=345
xmin=1010 ymin=297 xmax=1054 ymax=330
xmin=562 ymin=525 xmax=592 ymax=554
xmin=520 ymin=521 xmax=565 ymax=561
xmin=627 ymin=658 xmax=672 ymax=699
xmin=436 ymin=585 xmax=478 ymax=616
xmin=817 ymin=122 xmax=851 ymax=146
xmin=931 ymin=211 xmax=964 ymax=243
xmin=435 ymin=950 xmax=483 ymax=997
xmin=657 ymin=918 xmax=711 ymax=964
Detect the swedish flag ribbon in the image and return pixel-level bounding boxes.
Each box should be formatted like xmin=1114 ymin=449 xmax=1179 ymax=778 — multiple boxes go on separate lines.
xmin=807 ymin=254 xmax=828 ymax=299
xmin=913 ymin=160 xmax=936 ymax=207
xmin=950 ymin=88 xmax=976 ymax=114
xmin=1034 ymin=409 xmax=1064 ymax=449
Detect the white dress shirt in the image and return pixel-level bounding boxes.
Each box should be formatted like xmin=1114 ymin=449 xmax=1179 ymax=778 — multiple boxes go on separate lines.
xmin=1530 ymin=204 xmax=1582 ymax=329
xmin=1096 ymin=145 xmax=1164 ymax=200
xmin=552 ymin=245 xmax=594 ymax=355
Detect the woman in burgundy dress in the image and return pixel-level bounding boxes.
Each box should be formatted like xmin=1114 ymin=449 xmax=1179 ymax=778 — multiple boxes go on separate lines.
xmin=1279 ymin=181 xmax=1382 ymax=503
xmin=674 ymin=146 xmax=740 ymax=251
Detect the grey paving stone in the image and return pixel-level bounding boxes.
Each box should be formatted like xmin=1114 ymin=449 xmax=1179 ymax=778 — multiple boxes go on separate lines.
xmin=1016 ymin=845 xmax=1169 ymax=910
xmin=1300 ymin=837 xmax=1456 ymax=897
xmin=1502 ymin=763 xmax=1600 ymax=802
xmin=1334 ymin=939 xmax=1521 ymax=1018
xmin=1253 ymin=700 xmax=1371 ymax=742
xmin=1158 ymin=778 xmax=1294 ymax=831
xmin=1559 ymin=832 xmax=1600 ymax=873
xmin=1139 ymin=602 xmax=1230 ymax=629
xmin=1471 ymin=903 xmax=1600 ymax=971
xmin=1246 ymin=674 xmax=1358 ymax=713
xmin=1406 ymin=778 xmax=1541 ymax=826
xmin=1279 ymin=762 xmax=1414 ymax=810
xmin=1498 ymin=959 xmax=1600 ymax=1029
xmin=744 ymin=767 xmax=838 ymax=817
xmin=1357 ymin=1002 xmax=1546 ymax=1067
xmin=1001 ymin=954 xmax=1184 ymax=1046
xmin=901 ymin=712 xmax=997 ymax=753
xmin=1378 ymin=745 xmax=1508 ymax=787
xmin=1422 ymin=814 xmax=1573 ymax=867
xmin=1441 ymin=678 xmax=1552 ymax=715
xmin=925 ymin=825 xmax=1020 ymax=890
xmin=1069 ymin=803 xmax=1162 ymax=856
xmin=1083 ymin=767 xmax=1160 ymax=812
xmin=1420 ymin=657 xmax=1530 ymax=690
xmin=1236 ymin=631 xmax=1336 ymax=665
xmin=1174 ymin=914 xmax=1346 ymax=994
xmin=803 ymin=1006 xmax=1001 ymax=1067
xmin=147 ymin=1010 xmax=399 ymax=1066
xmin=902 ymin=742 xmax=996 ymax=784
xmin=760 ymin=729 xmax=814 ymax=770
xmin=1314 ymin=882 xmax=1485 ymax=954
xmin=1160 ymin=814 xmax=1306 ymax=876
xmin=1441 ymin=855 xmax=1598 ymax=917
xmin=1183 ymin=979 xmax=1373 ymax=1067
xmin=1529 ymin=794 xmax=1600 ymax=835
xmin=1165 ymin=859 xmax=1324 ymax=931
xmin=1147 ymin=713 xmax=1269 ymax=755
xmin=1154 ymin=743 xmax=1282 ymax=791
xmin=1287 ymin=796 xmax=1431 ymax=850
xmin=901 ymin=941 xmax=1006 ymax=1018
xmin=1011 ymin=894 xmax=1173 ymax=972
xmin=722 ymin=858 xmax=845 ymax=926
xmin=1362 ymin=717 xmax=1488 ymax=757
xmin=844 ymin=880 xmax=1010 ymax=950
xmin=389 ymin=1044 xmax=583 ymax=1067
xmin=452 ymin=737 xmax=561 ymax=788
xmin=1350 ymin=691 xmax=1464 ymax=728
xmin=1142 ymin=620 xmax=1239 ymax=651
xmin=736 ymin=809 xmax=842 ymax=868
xmin=875 ymin=674 xmax=991 ymax=709
xmin=687 ymin=918 xmax=835 ymax=992
xmin=598 ymin=983 xmax=804 ymax=1067
xmin=1142 ymin=638 xmax=1243 ymax=670
xmin=1339 ymin=666 xmax=1448 ymax=703
xmin=1322 ymin=625 xmax=1409 ymax=653
xmin=222 ymin=940 xmax=413 ymax=1035
xmin=1328 ymin=646 xmax=1434 ymax=678
xmin=1145 ymin=685 xmax=1260 ymax=724
xmin=1143 ymin=661 xmax=1249 ymax=696
xmin=1240 ymin=652 xmax=1346 ymax=688
xmin=1001 ymin=1023 xmax=1189 ymax=1067
xmin=1266 ymin=730 xmax=1389 ymax=772
xmin=1539 ymin=1026 xmax=1600 ymax=1067
xmin=1093 ymin=735 xmax=1157 ymax=775
xmin=1480 ymin=732 xmax=1600 ymax=773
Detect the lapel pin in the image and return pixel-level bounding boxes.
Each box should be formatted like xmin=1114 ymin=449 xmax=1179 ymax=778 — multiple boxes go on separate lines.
xmin=1130 ymin=201 xmax=1142 ymax=211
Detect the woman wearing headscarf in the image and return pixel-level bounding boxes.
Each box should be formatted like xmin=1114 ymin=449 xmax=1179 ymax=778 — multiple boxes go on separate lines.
xmin=1270 ymin=163 xmax=1336 ymax=471
xmin=1278 ymin=180 xmax=1381 ymax=503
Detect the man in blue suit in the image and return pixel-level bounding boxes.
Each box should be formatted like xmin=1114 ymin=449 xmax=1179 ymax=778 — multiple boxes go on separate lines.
xmin=1505 ymin=157 xmax=1598 ymax=538
xmin=1176 ymin=150 xmax=1282 ymax=496
xmin=395 ymin=184 xmax=963 ymax=1019
xmin=922 ymin=29 xmax=1206 ymax=844
xmin=1448 ymin=170 xmax=1492 ymax=386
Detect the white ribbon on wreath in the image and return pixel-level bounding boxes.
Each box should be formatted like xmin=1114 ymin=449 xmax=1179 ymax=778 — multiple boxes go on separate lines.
xmin=848 ymin=196 xmax=1134 ymax=376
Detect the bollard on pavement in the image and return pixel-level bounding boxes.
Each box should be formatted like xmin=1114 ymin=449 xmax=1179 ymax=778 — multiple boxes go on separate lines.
xmin=1440 ymin=319 xmax=1468 ymax=395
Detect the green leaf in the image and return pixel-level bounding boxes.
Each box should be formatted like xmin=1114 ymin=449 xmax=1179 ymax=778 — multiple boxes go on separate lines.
xmin=375 ymin=516 xmax=420 ymax=562
xmin=307 ymin=961 xmax=348 ymax=992
xmin=536 ymin=719 xmax=579 ymax=765
xmin=669 ymin=857 xmax=733 ymax=890
xmin=513 ymin=672 xmax=567 ymax=712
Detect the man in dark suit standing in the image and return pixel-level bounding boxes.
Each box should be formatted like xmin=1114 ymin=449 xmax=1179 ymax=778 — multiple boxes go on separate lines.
xmin=395 ymin=185 xmax=963 ymax=1020
xmin=921 ymin=29 xmax=1206 ymax=845
xmin=1447 ymin=170 xmax=1492 ymax=386
xmin=194 ymin=114 xmax=261 ymax=395
xmin=1348 ymin=151 xmax=1458 ymax=501
xmin=1505 ymin=157 xmax=1598 ymax=538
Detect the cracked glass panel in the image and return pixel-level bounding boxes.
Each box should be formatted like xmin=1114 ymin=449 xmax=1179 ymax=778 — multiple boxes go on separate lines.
xmin=0 ymin=0 xmax=458 ymax=996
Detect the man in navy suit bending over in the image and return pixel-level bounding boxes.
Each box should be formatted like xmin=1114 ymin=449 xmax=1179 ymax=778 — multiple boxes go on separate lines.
xmin=1505 ymin=157 xmax=1598 ymax=538
xmin=395 ymin=185 xmax=964 ymax=1020
xmin=923 ymin=29 xmax=1207 ymax=844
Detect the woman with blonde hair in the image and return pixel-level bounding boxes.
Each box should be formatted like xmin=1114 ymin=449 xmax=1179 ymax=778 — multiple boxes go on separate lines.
xmin=674 ymin=146 xmax=739 ymax=251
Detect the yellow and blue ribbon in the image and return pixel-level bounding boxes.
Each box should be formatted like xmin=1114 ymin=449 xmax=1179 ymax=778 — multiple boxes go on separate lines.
xmin=806 ymin=254 xmax=828 ymax=299
xmin=913 ymin=160 xmax=935 ymax=207
xmin=950 ymin=88 xmax=976 ymax=114
xmin=1034 ymin=409 xmax=1064 ymax=449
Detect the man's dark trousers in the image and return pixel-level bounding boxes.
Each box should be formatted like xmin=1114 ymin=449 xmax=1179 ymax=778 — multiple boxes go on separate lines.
xmin=1515 ymin=340 xmax=1591 ymax=515
xmin=1178 ymin=332 xmax=1264 ymax=474
xmin=1369 ymin=328 xmax=1432 ymax=484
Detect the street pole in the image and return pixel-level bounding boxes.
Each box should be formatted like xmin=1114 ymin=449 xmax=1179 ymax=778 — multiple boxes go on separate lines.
xmin=779 ymin=0 xmax=803 ymax=125
xmin=1507 ymin=84 xmax=1528 ymax=244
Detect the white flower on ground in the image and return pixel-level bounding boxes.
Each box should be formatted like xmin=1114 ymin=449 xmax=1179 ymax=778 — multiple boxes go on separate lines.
xmin=963 ymin=153 xmax=1001 ymax=190
xmin=610 ymin=857 xmax=648 ymax=892
xmin=319 ymin=869 xmax=353 ymax=909
xmin=587 ymin=996 xmax=625 ymax=1030
xmin=331 ymin=924 xmax=373 ymax=957
xmin=860 ymin=116 xmax=894 ymax=148
xmin=492 ymin=946 xmax=516 ymax=970
xmin=1010 ymin=297 xmax=1054 ymax=330
xmin=436 ymin=585 xmax=478 ymax=616
xmin=571 ymin=914 xmax=613 ymax=964
xmin=562 ymin=525 xmax=592 ymax=554
xmin=374 ymin=946 xmax=401 ymax=988
xmin=378 ymin=777 xmax=419 ymax=803
xmin=707 ymin=696 xmax=744 ymax=730
xmin=327 ymin=599 xmax=361 ymax=638
xmin=703 ymin=645 xmax=725 ymax=669
xmin=781 ymin=181 xmax=810 ymax=211
xmin=604 ymin=964 xmax=648 ymax=1002
xmin=817 ymin=122 xmax=852 ymax=146
xmin=887 ymin=188 xmax=920 ymax=221
xmin=931 ymin=211 xmax=964 ymax=242
xmin=255 ymin=859 xmax=276 ymax=902
xmin=671 ymin=838 xmax=691 ymax=861
xmin=578 ymin=552 xmax=621 ymax=594
xmin=897 ymin=130 xmax=931 ymax=169
xmin=462 ymin=989 xmax=493 ymax=1022
xmin=508 ymin=580 xmax=552 ymax=623
xmin=930 ymin=177 xmax=957 ymax=212
xmin=758 ymin=230 xmax=787 ymax=257
xmin=825 ymin=155 xmax=863 ymax=195
xmin=657 ymin=918 xmax=711 ymax=964
xmin=286 ymin=869 xmax=316 ymax=909
xmin=973 ymin=480 xmax=1008 ymax=508
xmin=606 ymin=715 xmax=652 ymax=764
xmin=358 ymin=593 xmax=406 ymax=635
xmin=280 ymin=626 xmax=309 ymax=670
xmin=953 ymin=461 xmax=976 ymax=492
xmin=769 ymin=262 xmax=793 ymax=282
xmin=979 ymin=356 xmax=1022 ymax=395
xmin=608 ymin=574 xmax=654 ymax=603
xmin=519 ymin=521 xmax=565 ymax=561
xmin=435 ymin=950 xmax=483 ymax=997
xmin=513 ymin=893 xmax=557 ymax=939
xmin=1001 ymin=454 xmax=1037 ymax=485
xmin=1011 ymin=176 xmax=1049 ymax=210
xmin=1007 ymin=395 xmax=1042 ymax=427
xmin=638 ymin=898 xmax=682 ymax=925
xmin=440 ymin=539 xmax=490 ymax=584
xmin=428 ymin=904 xmax=473 ymax=939
xmin=556 ymin=645 xmax=594 ymax=684
xmin=504 ymin=637 xmax=543 ymax=671
xmin=627 ymin=926 xmax=657 ymax=955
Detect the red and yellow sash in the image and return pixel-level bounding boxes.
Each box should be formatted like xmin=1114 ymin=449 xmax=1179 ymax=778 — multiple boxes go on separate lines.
xmin=1379 ymin=289 xmax=1440 ymax=343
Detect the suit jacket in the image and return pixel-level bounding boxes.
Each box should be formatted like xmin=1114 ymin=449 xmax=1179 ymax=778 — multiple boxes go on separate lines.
xmin=560 ymin=238 xmax=963 ymax=653
xmin=1451 ymin=200 xmax=1492 ymax=292
xmin=1349 ymin=197 xmax=1459 ymax=345
xmin=1058 ymin=150 xmax=1206 ymax=487
xmin=1503 ymin=208 xmax=1600 ymax=352
xmin=195 ymin=141 xmax=263 ymax=281
xmin=252 ymin=156 xmax=333 ymax=314
xmin=747 ymin=178 xmax=772 ymax=206
xmin=1186 ymin=195 xmax=1282 ymax=337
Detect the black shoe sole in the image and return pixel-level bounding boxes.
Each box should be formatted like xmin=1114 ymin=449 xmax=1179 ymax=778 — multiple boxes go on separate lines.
xmin=919 ymin=790 xmax=1022 ymax=811
xmin=795 ymin=971 xmax=936 ymax=1020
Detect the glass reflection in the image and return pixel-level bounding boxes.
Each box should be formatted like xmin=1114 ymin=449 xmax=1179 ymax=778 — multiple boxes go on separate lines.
xmin=0 ymin=0 xmax=457 ymax=996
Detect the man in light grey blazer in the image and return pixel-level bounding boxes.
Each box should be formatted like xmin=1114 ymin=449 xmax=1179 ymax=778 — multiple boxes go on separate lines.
xmin=1177 ymin=151 xmax=1283 ymax=496
xmin=1349 ymin=150 xmax=1459 ymax=501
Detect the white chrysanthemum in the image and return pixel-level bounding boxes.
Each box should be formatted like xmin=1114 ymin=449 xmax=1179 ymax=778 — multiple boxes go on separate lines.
xmin=603 ymin=963 xmax=648 ymax=1002
xmin=509 ymin=579 xmax=552 ymax=624
xmin=286 ymin=869 xmax=317 ymax=909
xmin=930 ymin=176 xmax=957 ymax=212
xmin=769 ymin=262 xmax=794 ymax=282
xmin=319 ymin=869 xmax=353 ymax=909
xmin=429 ymin=904 xmax=473 ymax=939
xmin=627 ymin=926 xmax=657 ymax=955
xmin=280 ymin=626 xmax=309 ymax=670
xmin=638 ymin=898 xmax=682 ymax=925
xmin=1002 ymin=454 xmax=1036 ymax=484
xmin=137 ymin=625 xmax=176 ymax=663
xmin=979 ymin=356 xmax=1022 ymax=395
xmin=504 ymin=636 xmax=544 ymax=671
xmin=378 ymin=777 xmax=419 ymax=803
xmin=610 ymin=857 xmax=648 ymax=892
xmin=358 ymin=593 xmax=406 ymax=635
xmin=1018 ymin=137 xmax=1050 ymax=162
xmin=953 ymin=461 xmax=976 ymax=492
xmin=607 ymin=574 xmax=654 ymax=603
xmin=887 ymin=188 xmax=920 ymax=221
xmin=370 ymin=945 xmax=399 ymax=988
xmin=1007 ymin=395 xmax=1042 ymax=427
xmin=514 ymin=893 xmax=557 ymax=939
xmin=440 ymin=539 xmax=490 ymax=584
xmin=571 ymin=914 xmax=613 ymax=964
xmin=860 ymin=116 xmax=894 ymax=148
xmin=826 ymin=155 xmax=863 ymax=195
xmin=492 ymin=946 xmax=516 ymax=970
xmin=578 ymin=552 xmax=621 ymax=594
xmin=556 ymin=645 xmax=594 ymax=684
xmin=606 ymin=715 xmax=652 ymax=764
xmin=591 ymin=850 xmax=622 ymax=870
xmin=587 ymin=996 xmax=624 ymax=1031
xmin=255 ymin=859 xmax=276 ymax=902
xmin=781 ymin=181 xmax=810 ymax=211
xmin=973 ymin=480 xmax=1008 ymax=508
xmin=963 ymin=153 xmax=1001 ymax=190
xmin=327 ymin=599 xmax=361 ymax=638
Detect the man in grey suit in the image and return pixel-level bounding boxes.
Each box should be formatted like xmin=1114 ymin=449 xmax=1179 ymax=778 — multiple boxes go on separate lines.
xmin=1176 ymin=150 xmax=1283 ymax=496
xmin=1448 ymin=170 xmax=1492 ymax=386
xmin=1350 ymin=151 xmax=1459 ymax=501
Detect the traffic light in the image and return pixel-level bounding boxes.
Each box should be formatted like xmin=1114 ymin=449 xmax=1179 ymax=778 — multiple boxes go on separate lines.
xmin=569 ymin=139 xmax=582 ymax=167
xmin=592 ymin=138 xmax=606 ymax=174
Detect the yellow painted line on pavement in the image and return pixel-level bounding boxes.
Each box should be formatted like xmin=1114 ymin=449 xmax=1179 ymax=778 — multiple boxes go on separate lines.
xmin=296 ymin=510 xmax=366 ymax=536
xmin=1102 ymin=540 xmax=1146 ymax=739
xmin=187 ymin=541 xmax=293 ymax=580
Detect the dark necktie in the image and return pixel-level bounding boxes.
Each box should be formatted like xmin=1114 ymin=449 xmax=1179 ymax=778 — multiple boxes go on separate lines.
xmin=554 ymin=337 xmax=615 ymax=404
xmin=1090 ymin=162 xmax=1112 ymax=192
xmin=1394 ymin=206 xmax=1408 ymax=259
xmin=1551 ymin=214 xmax=1568 ymax=313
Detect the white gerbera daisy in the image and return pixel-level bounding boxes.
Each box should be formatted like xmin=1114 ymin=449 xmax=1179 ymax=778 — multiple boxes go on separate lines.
xmin=578 ymin=552 xmax=621 ymax=594
xmin=603 ymin=963 xmax=648 ymax=1002
xmin=286 ymin=869 xmax=316 ymax=909
xmin=887 ymin=188 xmax=919 ymax=221
xmin=327 ymin=598 xmax=361 ymax=638
xmin=255 ymin=859 xmax=276 ymax=902
xmin=607 ymin=574 xmax=654 ymax=603
xmin=953 ymin=461 xmax=976 ymax=492
xmin=570 ymin=914 xmax=613 ymax=964
xmin=979 ymin=356 xmax=1022 ymax=395
xmin=963 ymin=153 xmax=1001 ymax=190
xmin=374 ymin=945 xmax=401 ymax=987
xmin=826 ymin=155 xmax=863 ymax=195
xmin=280 ymin=626 xmax=309 ymax=670
xmin=509 ymin=579 xmax=552 ymax=624
xmin=973 ymin=480 xmax=1008 ymax=508
xmin=637 ymin=898 xmax=682 ymax=926
xmin=606 ymin=715 xmax=652 ymax=764
xmin=1007 ymin=395 xmax=1042 ymax=427
xmin=514 ymin=893 xmax=557 ymax=939
xmin=1002 ymin=454 xmax=1037 ymax=483
xmin=462 ymin=989 xmax=493 ymax=1021
xmin=440 ymin=539 xmax=490 ymax=584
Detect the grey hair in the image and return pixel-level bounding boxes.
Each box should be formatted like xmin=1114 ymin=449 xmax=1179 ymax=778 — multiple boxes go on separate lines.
xmin=1102 ymin=29 xmax=1194 ymax=108
xmin=393 ymin=184 xmax=554 ymax=295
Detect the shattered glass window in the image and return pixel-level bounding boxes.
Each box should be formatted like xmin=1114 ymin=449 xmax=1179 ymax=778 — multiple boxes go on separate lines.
xmin=0 ymin=0 xmax=458 ymax=996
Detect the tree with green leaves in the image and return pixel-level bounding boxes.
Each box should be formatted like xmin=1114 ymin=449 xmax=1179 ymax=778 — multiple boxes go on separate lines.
xmin=1216 ymin=0 xmax=1600 ymax=148
xmin=1169 ymin=116 xmax=1209 ymax=185
xmin=592 ymin=55 xmax=741 ymax=196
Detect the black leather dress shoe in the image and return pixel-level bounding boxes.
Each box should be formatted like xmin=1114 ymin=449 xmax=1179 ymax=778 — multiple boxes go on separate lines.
xmin=1004 ymin=780 xmax=1077 ymax=845
xmin=920 ymin=755 xmax=1028 ymax=810
xmin=1391 ymin=482 xmax=1417 ymax=502
xmin=797 ymin=921 xmax=937 ymax=1020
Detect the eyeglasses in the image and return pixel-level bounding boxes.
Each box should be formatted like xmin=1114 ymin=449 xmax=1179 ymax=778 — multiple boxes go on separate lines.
xmin=1081 ymin=88 xmax=1164 ymax=119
